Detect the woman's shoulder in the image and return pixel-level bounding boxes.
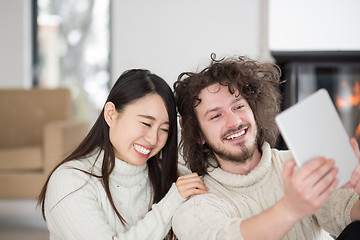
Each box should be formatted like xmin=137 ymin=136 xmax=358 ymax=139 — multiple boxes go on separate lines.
xmin=49 ymin=152 xmax=102 ymax=189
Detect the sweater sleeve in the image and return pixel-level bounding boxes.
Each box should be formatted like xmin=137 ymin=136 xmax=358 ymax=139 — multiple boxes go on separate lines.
xmin=314 ymin=188 xmax=359 ymax=236
xmin=172 ymin=193 xmax=243 ymax=240
xmin=45 ymin=166 xmax=185 ymax=240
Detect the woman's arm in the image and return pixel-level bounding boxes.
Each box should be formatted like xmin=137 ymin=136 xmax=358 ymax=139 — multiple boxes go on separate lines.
xmin=45 ymin=168 xmax=207 ymax=240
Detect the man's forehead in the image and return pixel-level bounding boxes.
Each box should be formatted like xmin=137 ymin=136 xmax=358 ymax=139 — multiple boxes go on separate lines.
xmin=199 ymin=83 xmax=240 ymax=100
xmin=195 ymin=83 xmax=242 ymax=110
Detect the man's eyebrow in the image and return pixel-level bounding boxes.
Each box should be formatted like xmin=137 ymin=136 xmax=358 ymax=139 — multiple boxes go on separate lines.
xmin=232 ymin=97 xmax=243 ymax=105
xmin=203 ymin=97 xmax=243 ymax=117
xmin=204 ymin=107 xmax=221 ymax=117
xmin=138 ymin=114 xmax=169 ymax=124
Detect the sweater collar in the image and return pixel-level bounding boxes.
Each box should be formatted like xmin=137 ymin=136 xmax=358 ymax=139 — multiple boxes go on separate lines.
xmin=90 ymin=149 xmax=148 ymax=176
xmin=206 ymin=142 xmax=272 ymax=188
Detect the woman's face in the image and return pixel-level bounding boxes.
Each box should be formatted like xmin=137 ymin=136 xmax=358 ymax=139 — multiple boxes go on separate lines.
xmin=105 ymin=93 xmax=170 ymax=166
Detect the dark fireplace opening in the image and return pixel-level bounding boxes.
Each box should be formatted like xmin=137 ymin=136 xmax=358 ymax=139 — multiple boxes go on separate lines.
xmin=272 ymin=51 xmax=360 ymax=150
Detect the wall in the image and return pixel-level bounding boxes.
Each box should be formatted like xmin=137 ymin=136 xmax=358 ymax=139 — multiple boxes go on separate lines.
xmin=2 ymin=1 xmax=360 ymax=88
xmin=269 ymin=0 xmax=360 ymax=51
xmin=0 ymin=0 xmax=32 ymax=88
xmin=0 ymin=0 xmax=267 ymax=89
xmin=111 ymin=0 xmax=268 ymax=87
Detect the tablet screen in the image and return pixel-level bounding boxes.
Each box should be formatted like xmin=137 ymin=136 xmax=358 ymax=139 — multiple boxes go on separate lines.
xmin=276 ymin=89 xmax=358 ymax=187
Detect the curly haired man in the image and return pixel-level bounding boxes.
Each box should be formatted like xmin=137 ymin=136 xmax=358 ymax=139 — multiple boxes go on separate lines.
xmin=172 ymin=54 xmax=360 ymax=240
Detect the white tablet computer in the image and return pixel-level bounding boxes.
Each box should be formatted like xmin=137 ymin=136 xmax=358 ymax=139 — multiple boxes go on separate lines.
xmin=275 ymin=89 xmax=358 ymax=187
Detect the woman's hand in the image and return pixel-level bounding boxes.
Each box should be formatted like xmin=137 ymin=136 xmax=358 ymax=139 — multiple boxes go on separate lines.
xmin=176 ymin=172 xmax=209 ymax=199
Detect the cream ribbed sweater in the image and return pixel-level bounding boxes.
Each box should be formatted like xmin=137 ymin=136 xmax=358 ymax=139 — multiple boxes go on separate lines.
xmin=172 ymin=142 xmax=359 ymax=240
xmin=45 ymin=150 xmax=185 ymax=240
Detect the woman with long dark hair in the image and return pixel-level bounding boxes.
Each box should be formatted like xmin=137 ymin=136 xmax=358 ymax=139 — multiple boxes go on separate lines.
xmin=38 ymin=69 xmax=207 ymax=240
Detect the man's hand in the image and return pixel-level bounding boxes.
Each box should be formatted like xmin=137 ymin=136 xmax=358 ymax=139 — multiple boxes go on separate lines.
xmin=343 ymin=137 xmax=360 ymax=194
xmin=280 ymin=157 xmax=339 ymax=221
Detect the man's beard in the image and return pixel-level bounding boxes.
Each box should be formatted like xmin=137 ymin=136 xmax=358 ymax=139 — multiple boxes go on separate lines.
xmin=204 ymin=124 xmax=257 ymax=164
xmin=209 ymin=141 xmax=256 ymax=164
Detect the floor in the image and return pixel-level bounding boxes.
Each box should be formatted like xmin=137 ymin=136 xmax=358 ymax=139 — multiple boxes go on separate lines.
xmin=0 ymin=200 xmax=49 ymax=240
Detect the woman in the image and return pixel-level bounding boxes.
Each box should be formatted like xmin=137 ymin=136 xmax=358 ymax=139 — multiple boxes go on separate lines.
xmin=38 ymin=69 xmax=208 ymax=240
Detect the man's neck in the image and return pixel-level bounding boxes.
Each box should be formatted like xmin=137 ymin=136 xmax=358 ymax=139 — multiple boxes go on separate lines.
xmin=217 ymin=149 xmax=262 ymax=175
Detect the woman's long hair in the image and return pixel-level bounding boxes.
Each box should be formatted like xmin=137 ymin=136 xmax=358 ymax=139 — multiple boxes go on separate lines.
xmin=38 ymin=69 xmax=178 ymax=238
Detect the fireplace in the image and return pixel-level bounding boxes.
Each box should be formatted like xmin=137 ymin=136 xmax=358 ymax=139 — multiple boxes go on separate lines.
xmin=273 ymin=51 xmax=360 ymax=150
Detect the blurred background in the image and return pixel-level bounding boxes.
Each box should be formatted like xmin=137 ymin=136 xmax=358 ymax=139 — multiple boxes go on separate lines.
xmin=0 ymin=0 xmax=359 ymax=239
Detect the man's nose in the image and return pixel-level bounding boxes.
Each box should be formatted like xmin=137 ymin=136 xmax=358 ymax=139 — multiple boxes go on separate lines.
xmin=225 ymin=112 xmax=241 ymax=129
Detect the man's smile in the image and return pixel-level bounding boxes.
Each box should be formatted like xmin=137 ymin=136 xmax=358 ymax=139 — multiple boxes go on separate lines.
xmin=224 ymin=128 xmax=247 ymax=141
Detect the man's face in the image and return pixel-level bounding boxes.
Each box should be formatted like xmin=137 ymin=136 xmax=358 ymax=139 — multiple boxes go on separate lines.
xmin=195 ymin=83 xmax=258 ymax=164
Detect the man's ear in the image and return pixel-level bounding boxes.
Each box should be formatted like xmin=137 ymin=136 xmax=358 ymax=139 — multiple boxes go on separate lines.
xmin=104 ymin=102 xmax=118 ymax=127
xmin=199 ymin=135 xmax=206 ymax=145
xmin=178 ymin=116 xmax=183 ymax=128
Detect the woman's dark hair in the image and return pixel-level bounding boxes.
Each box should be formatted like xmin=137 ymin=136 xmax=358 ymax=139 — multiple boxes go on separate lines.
xmin=174 ymin=54 xmax=282 ymax=175
xmin=38 ymin=69 xmax=178 ymax=238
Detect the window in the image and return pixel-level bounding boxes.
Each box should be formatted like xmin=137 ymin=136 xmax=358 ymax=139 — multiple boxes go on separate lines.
xmin=34 ymin=0 xmax=111 ymax=123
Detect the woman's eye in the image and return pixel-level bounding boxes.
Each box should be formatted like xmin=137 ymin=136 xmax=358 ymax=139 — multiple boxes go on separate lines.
xmin=160 ymin=128 xmax=169 ymax=133
xmin=142 ymin=122 xmax=151 ymax=127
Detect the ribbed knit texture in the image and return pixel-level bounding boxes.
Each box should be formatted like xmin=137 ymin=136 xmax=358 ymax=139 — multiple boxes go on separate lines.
xmin=45 ymin=149 xmax=185 ymax=240
xmin=172 ymin=142 xmax=358 ymax=240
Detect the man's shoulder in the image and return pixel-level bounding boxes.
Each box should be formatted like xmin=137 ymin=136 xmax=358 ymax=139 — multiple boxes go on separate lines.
xmin=271 ymin=147 xmax=293 ymax=163
xmin=172 ymin=189 xmax=239 ymax=239
xmin=177 ymin=162 xmax=192 ymax=176
xmin=180 ymin=190 xmax=232 ymax=212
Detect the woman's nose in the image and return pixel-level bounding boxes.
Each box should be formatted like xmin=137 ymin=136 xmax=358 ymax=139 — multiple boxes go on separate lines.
xmin=144 ymin=128 xmax=158 ymax=146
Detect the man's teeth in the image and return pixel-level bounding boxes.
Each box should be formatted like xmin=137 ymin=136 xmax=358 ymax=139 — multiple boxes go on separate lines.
xmin=225 ymin=130 xmax=246 ymax=140
xmin=134 ymin=144 xmax=151 ymax=155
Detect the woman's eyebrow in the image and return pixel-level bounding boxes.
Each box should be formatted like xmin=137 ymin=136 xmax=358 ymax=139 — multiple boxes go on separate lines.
xmin=138 ymin=114 xmax=169 ymax=125
xmin=138 ymin=114 xmax=155 ymax=120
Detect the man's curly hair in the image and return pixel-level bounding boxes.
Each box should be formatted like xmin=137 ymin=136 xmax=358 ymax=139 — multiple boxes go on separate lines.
xmin=174 ymin=54 xmax=283 ymax=175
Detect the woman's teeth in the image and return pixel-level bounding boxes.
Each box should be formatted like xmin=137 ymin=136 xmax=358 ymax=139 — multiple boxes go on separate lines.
xmin=134 ymin=144 xmax=151 ymax=155
xmin=225 ymin=129 xmax=246 ymax=140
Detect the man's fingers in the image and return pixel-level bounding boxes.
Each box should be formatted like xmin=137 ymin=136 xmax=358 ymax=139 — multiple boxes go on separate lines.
xmin=350 ymin=137 xmax=360 ymax=160
xmin=294 ymin=157 xmax=329 ymax=184
xmin=282 ymin=159 xmax=296 ymax=179
xmin=311 ymin=167 xmax=338 ymax=196
xmin=303 ymin=159 xmax=336 ymax=187
xmin=315 ymin=175 xmax=339 ymax=205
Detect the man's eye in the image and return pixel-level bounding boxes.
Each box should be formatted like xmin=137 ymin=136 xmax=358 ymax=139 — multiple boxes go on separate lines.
xmin=235 ymin=105 xmax=244 ymax=110
xmin=142 ymin=122 xmax=151 ymax=127
xmin=210 ymin=114 xmax=221 ymax=120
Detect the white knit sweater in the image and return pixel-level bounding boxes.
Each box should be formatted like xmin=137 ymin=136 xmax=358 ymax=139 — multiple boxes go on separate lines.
xmin=172 ymin=142 xmax=359 ymax=240
xmin=45 ymin=150 xmax=185 ymax=240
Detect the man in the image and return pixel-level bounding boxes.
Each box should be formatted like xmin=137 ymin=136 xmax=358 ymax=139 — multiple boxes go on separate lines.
xmin=172 ymin=54 xmax=360 ymax=240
